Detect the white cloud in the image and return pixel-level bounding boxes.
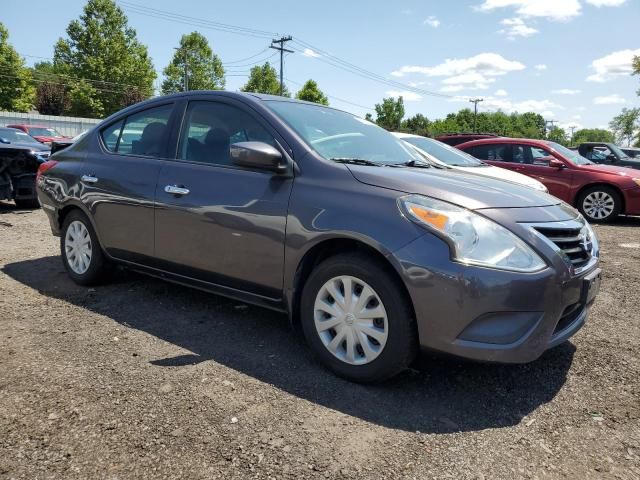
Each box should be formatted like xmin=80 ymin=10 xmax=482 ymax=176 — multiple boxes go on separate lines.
xmin=585 ymin=0 xmax=626 ymax=6
xmin=392 ymin=53 xmax=525 ymax=95
xmin=476 ymin=0 xmax=582 ymax=20
xmin=424 ymin=16 xmax=441 ymax=28
xmin=593 ymin=94 xmax=626 ymax=105
xmin=495 ymin=89 xmax=508 ymax=96
xmin=386 ymin=90 xmax=423 ymax=101
xmin=587 ymin=48 xmax=640 ymax=82
xmin=391 ymin=53 xmax=525 ymax=78
xmin=302 ymin=48 xmax=320 ymax=58
xmin=534 ymin=64 xmax=548 ymax=71
xmin=552 ymin=88 xmax=581 ymax=95
xmin=499 ymin=17 xmax=538 ymax=38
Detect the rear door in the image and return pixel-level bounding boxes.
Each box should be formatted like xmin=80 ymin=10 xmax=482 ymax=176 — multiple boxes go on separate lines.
xmin=84 ymin=102 xmax=177 ymax=264
xmin=154 ymin=97 xmax=293 ymax=299
xmin=466 ymin=142 xmax=513 ymax=170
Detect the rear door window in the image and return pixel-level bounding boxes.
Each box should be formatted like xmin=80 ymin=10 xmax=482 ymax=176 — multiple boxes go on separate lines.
xmin=99 ymin=104 xmax=174 ymax=156
xmin=469 ymin=144 xmax=510 ymax=162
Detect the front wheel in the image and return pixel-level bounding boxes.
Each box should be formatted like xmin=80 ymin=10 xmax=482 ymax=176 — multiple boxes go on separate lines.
xmin=300 ymin=252 xmax=418 ymax=383
xmin=577 ymin=186 xmax=621 ymax=223
xmin=60 ymin=210 xmax=110 ymax=285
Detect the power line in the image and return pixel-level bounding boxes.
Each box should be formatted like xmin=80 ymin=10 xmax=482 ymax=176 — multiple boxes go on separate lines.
xmin=222 ymin=48 xmax=270 ymax=65
xmin=285 ymin=77 xmax=374 ymax=112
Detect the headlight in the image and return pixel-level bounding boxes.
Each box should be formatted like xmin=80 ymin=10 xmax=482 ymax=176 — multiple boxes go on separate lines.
xmin=399 ymin=195 xmax=546 ymax=272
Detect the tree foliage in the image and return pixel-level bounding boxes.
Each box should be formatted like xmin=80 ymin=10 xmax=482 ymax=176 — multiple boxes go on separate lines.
xmin=374 ymin=96 xmax=405 ymax=131
xmin=53 ymin=0 xmax=155 ymax=117
xmin=32 ymin=62 xmax=68 ymax=115
xmin=633 ymin=54 xmax=640 ymax=96
xmin=162 ymin=32 xmax=225 ymax=94
xmin=295 ymin=79 xmax=328 ymax=105
xmin=546 ymin=126 xmax=567 ymax=146
xmin=609 ymin=107 xmax=640 ymax=146
xmin=241 ymin=63 xmax=290 ymax=97
xmin=572 ymin=128 xmax=615 ymax=145
xmin=0 ymin=22 xmax=35 ymax=112
xmin=400 ymin=113 xmax=430 ymax=136
xmin=426 ymin=108 xmax=545 ymax=138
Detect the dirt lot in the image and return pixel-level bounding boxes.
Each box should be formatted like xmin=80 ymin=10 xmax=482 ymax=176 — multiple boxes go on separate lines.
xmin=0 ymin=203 xmax=638 ymax=480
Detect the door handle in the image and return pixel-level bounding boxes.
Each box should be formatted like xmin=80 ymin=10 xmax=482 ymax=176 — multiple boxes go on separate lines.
xmin=164 ymin=185 xmax=190 ymax=196
xmin=81 ymin=175 xmax=98 ymax=183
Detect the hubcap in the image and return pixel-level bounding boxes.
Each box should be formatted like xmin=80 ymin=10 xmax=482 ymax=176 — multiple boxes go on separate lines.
xmin=583 ymin=191 xmax=615 ymax=220
xmin=314 ymin=275 xmax=388 ymax=365
xmin=64 ymin=220 xmax=92 ymax=274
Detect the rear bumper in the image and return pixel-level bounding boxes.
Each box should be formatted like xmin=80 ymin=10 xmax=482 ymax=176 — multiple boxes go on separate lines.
xmin=391 ymin=233 xmax=600 ymax=363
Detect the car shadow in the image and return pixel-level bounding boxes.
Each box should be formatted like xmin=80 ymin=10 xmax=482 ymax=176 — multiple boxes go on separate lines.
xmin=3 ymin=256 xmax=575 ymax=434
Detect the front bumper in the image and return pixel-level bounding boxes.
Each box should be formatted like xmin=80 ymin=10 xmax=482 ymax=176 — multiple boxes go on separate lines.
xmin=390 ymin=222 xmax=600 ymax=364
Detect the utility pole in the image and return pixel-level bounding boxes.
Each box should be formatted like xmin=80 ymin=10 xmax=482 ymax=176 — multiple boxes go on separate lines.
xmin=269 ymin=36 xmax=293 ymax=96
xmin=545 ymin=119 xmax=558 ymax=136
xmin=469 ymin=98 xmax=483 ymax=133
xmin=569 ymin=125 xmax=577 ymax=146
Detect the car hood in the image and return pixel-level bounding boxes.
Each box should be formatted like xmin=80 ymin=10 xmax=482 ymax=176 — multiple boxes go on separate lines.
xmin=453 ymin=164 xmax=546 ymax=190
xmin=574 ymin=163 xmax=640 ymax=176
xmin=10 ymin=141 xmax=50 ymax=152
xmin=347 ymin=165 xmax=560 ymax=210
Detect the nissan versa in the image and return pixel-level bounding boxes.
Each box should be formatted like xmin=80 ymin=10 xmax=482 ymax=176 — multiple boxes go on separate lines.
xmin=36 ymin=92 xmax=602 ymax=382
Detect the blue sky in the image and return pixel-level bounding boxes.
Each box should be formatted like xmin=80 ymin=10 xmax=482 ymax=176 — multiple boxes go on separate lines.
xmin=3 ymin=0 xmax=639 ymax=129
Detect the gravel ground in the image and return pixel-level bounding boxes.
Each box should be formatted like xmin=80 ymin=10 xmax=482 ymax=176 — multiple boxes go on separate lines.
xmin=0 ymin=203 xmax=639 ymax=480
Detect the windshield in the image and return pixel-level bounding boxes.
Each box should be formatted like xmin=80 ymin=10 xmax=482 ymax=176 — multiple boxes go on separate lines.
xmin=27 ymin=127 xmax=62 ymax=137
xmin=402 ymin=136 xmax=484 ymax=167
xmin=548 ymin=142 xmax=593 ymax=165
xmin=606 ymin=143 xmax=630 ymax=159
xmin=266 ymin=101 xmax=420 ymax=165
xmin=0 ymin=128 xmax=42 ymax=144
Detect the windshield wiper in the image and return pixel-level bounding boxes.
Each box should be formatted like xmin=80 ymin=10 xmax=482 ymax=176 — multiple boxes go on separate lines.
xmin=331 ymin=157 xmax=382 ymax=167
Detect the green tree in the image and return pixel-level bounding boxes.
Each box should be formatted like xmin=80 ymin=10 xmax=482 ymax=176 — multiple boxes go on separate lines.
xmin=374 ymin=96 xmax=405 ymax=131
xmin=633 ymin=55 xmax=639 ymax=96
xmin=0 ymin=22 xmax=35 ymax=112
xmin=609 ymin=107 xmax=640 ymax=146
xmin=32 ymin=62 xmax=68 ymax=115
xmin=364 ymin=112 xmax=374 ymax=122
xmin=547 ymin=126 xmax=568 ymax=145
xmin=401 ymin=113 xmax=430 ymax=136
xmin=53 ymin=0 xmax=156 ymax=117
xmin=295 ymin=79 xmax=328 ymax=105
xmin=241 ymin=62 xmax=290 ymax=97
xmin=572 ymin=128 xmax=615 ymax=145
xmin=161 ymin=32 xmax=225 ymax=94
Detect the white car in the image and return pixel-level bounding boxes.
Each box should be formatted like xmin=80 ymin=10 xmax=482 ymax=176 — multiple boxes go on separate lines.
xmin=392 ymin=132 xmax=548 ymax=193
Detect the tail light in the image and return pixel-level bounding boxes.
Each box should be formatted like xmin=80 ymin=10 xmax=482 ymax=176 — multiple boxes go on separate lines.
xmin=36 ymin=160 xmax=58 ymax=181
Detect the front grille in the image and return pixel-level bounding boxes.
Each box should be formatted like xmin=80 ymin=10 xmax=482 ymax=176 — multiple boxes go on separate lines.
xmin=535 ymin=226 xmax=592 ymax=270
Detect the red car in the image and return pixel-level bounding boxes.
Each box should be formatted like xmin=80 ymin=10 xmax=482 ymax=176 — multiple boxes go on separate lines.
xmin=435 ymin=133 xmax=499 ymax=146
xmin=6 ymin=124 xmax=70 ymax=145
xmin=457 ymin=137 xmax=640 ymax=223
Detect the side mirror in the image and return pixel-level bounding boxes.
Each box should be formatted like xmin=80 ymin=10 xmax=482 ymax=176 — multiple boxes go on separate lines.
xmin=548 ymin=158 xmax=566 ymax=169
xmin=606 ymin=153 xmax=616 ymax=162
xmin=0 ymin=137 xmax=10 ymax=144
xmin=230 ymin=141 xmax=288 ymax=173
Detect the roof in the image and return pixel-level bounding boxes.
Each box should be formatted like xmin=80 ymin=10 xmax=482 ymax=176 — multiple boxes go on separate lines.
xmin=456 ymin=137 xmax=551 ymax=148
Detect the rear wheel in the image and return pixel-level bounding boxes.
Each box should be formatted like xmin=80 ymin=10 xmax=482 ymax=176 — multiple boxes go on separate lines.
xmin=577 ymin=186 xmax=621 ymax=223
xmin=61 ymin=210 xmax=110 ymax=285
xmin=300 ymin=252 xmax=417 ymax=383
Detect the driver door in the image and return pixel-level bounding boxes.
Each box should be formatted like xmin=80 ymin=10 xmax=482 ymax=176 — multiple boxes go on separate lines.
xmin=513 ymin=144 xmax=572 ymax=200
xmin=154 ymin=98 xmax=294 ymax=299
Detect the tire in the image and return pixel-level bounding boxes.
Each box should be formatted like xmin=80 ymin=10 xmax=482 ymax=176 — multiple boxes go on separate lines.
xmin=14 ymin=198 xmax=40 ymax=209
xmin=577 ymin=185 xmax=621 ymax=223
xmin=60 ymin=210 xmax=110 ymax=286
xmin=300 ymin=252 xmax=418 ymax=383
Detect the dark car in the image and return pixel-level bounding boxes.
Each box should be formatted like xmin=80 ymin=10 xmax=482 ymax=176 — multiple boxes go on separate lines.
xmin=621 ymin=147 xmax=640 ymax=159
xmin=435 ymin=133 xmax=499 ymax=146
xmin=36 ymin=92 xmax=602 ymax=382
xmin=457 ymin=137 xmax=640 ymax=223
xmin=577 ymin=142 xmax=640 ymax=170
xmin=0 ymin=128 xmax=50 ymax=208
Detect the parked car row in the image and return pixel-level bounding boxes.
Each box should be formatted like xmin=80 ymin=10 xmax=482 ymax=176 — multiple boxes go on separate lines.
xmin=35 ymin=92 xmax=603 ymax=382
xmin=449 ymin=136 xmax=640 ymax=223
